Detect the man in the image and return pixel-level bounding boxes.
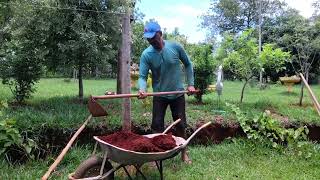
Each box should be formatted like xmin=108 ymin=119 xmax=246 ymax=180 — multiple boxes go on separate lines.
xmin=138 ymin=21 xmax=196 ymax=164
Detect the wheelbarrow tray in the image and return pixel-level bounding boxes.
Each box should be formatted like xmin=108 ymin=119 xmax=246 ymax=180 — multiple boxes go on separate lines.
xmin=93 ymin=133 xmax=186 ymax=165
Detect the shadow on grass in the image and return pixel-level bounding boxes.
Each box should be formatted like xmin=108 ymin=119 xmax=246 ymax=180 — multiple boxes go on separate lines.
xmin=278 ymin=91 xmax=299 ymax=96
xmin=3 ymin=96 xmax=122 ymax=130
xmin=8 ymin=96 xmax=121 ymax=112
xmin=289 ymin=102 xmax=314 ymax=108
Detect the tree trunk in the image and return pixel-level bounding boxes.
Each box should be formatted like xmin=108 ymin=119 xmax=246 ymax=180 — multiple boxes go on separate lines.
xmin=119 ymin=12 xmax=132 ymax=131
xmin=95 ymin=66 xmax=99 ymax=78
xmin=299 ymin=71 xmax=309 ymax=106
xmin=78 ymin=64 xmax=83 ymax=103
xmin=240 ymin=79 xmax=249 ymax=103
xmin=117 ymin=50 xmax=121 ymax=94
xmin=0 ymin=31 xmax=3 ymax=46
xmin=299 ymin=83 xmax=304 ymax=106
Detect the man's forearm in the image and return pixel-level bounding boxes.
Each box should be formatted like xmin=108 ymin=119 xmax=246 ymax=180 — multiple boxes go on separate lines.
xmin=138 ymin=77 xmax=147 ymax=91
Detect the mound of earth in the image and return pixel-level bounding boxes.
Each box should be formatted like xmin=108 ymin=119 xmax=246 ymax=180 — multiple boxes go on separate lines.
xmin=98 ymin=131 xmax=176 ymax=152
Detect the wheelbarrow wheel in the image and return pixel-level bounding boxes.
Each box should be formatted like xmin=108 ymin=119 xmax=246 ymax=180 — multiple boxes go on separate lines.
xmin=72 ymin=155 xmax=114 ymax=180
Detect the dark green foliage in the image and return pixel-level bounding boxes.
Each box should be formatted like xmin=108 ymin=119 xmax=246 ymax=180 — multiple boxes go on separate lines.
xmin=0 ymin=2 xmax=45 ymax=103
xmin=263 ymin=9 xmax=320 ymax=82
xmin=0 ymin=46 xmax=42 ymax=103
xmin=0 ymin=0 xmax=127 ymax=102
xmin=263 ymin=10 xmax=320 ymax=104
xmin=216 ymin=29 xmax=289 ymax=103
xmin=227 ymin=103 xmax=313 ymax=158
xmin=201 ymin=0 xmax=286 ymax=36
xmin=132 ymin=22 xmax=149 ymax=63
xmin=187 ymin=44 xmax=215 ymax=103
xmin=0 ymin=101 xmax=36 ymax=163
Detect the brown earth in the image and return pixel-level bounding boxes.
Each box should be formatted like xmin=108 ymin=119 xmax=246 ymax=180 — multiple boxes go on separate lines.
xmin=98 ymin=131 xmax=176 ymax=152
xmin=6 ymin=118 xmax=320 ymax=164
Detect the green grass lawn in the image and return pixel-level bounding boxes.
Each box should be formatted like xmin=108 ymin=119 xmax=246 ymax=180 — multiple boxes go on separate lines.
xmin=0 ymin=139 xmax=319 ymax=180
xmin=2 ymin=78 xmax=319 ymax=130
xmin=0 ymin=78 xmax=320 ymax=179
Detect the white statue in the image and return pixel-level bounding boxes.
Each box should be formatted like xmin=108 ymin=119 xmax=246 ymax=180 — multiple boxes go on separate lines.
xmin=216 ymin=65 xmax=223 ymax=96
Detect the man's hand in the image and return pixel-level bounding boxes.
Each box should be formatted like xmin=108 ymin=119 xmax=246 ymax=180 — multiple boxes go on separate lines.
xmin=187 ymin=86 xmax=196 ymax=95
xmin=138 ymin=89 xmax=147 ymax=99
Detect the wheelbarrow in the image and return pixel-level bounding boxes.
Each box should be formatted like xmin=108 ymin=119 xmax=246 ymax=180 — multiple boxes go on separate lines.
xmin=68 ymin=119 xmax=212 ymax=180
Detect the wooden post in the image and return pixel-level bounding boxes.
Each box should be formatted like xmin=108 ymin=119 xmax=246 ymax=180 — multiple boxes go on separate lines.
xmin=119 ymin=11 xmax=132 ymax=131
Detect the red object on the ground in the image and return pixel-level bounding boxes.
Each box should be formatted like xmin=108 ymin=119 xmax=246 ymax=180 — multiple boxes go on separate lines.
xmin=98 ymin=131 xmax=177 ymax=152
xmin=151 ymin=134 xmax=176 ymax=151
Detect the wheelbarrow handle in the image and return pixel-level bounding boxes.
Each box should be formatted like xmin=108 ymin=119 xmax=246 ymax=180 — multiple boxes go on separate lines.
xmin=182 ymin=121 xmax=212 ymax=148
xmin=91 ymin=90 xmax=199 ymax=100
xmin=162 ymin=118 xmax=182 ymax=134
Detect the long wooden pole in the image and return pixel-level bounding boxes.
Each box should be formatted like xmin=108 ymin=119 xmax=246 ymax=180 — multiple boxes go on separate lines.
xmin=299 ymin=73 xmax=320 ymax=116
xmin=41 ymin=115 xmax=92 ymax=180
xmin=92 ymin=90 xmax=194 ymax=100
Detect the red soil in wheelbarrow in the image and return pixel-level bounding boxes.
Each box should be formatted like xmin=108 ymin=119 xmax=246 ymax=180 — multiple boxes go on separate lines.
xmin=98 ymin=131 xmax=176 ymax=152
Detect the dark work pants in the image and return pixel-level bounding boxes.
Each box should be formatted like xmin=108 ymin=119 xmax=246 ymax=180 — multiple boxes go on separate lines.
xmin=152 ymin=95 xmax=186 ymax=138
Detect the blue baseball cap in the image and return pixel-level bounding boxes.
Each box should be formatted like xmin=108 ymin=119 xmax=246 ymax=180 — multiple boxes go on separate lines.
xmin=143 ymin=21 xmax=161 ymax=38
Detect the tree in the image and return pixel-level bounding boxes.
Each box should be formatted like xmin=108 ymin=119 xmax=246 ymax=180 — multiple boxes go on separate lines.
xmin=164 ymin=27 xmax=188 ymax=48
xmin=43 ymin=0 xmax=123 ymax=102
xmin=263 ymin=10 xmax=320 ymax=105
xmin=131 ymin=5 xmax=146 ymax=64
xmin=283 ymin=21 xmax=320 ymax=105
xmin=0 ymin=0 xmax=13 ymax=38
xmin=0 ymin=1 xmax=48 ymax=103
xmin=187 ymin=44 xmax=215 ymax=103
xmin=313 ymin=0 xmax=320 ymax=16
xmin=132 ymin=22 xmax=148 ymax=63
xmin=201 ymin=0 xmax=286 ymax=37
xmin=220 ymin=29 xmax=289 ymax=103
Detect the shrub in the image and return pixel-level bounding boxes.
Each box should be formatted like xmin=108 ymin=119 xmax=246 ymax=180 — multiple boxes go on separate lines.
xmin=0 ymin=101 xmax=37 ymax=163
xmin=227 ymin=103 xmax=313 ymax=157
xmin=188 ymin=44 xmax=215 ymax=103
xmin=0 ymin=41 xmax=42 ymax=104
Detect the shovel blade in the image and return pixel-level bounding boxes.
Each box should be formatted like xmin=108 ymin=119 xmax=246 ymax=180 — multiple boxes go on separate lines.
xmin=88 ymin=96 xmax=108 ymax=117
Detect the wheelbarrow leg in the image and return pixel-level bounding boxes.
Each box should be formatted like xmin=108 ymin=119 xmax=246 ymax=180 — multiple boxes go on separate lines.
xmin=100 ymin=153 xmax=108 ymax=175
xmin=134 ymin=165 xmax=147 ymax=180
xmin=122 ymin=166 xmax=133 ymax=180
xmin=155 ymin=161 xmax=163 ymax=180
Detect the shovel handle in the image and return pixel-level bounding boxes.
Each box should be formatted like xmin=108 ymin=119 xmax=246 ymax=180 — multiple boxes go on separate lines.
xmin=42 ymin=115 xmax=92 ymax=180
xmin=91 ymin=90 xmax=199 ymax=100
xmin=300 ymin=73 xmax=320 ymax=116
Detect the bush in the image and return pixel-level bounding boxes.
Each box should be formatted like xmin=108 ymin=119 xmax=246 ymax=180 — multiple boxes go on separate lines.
xmin=0 ymin=101 xmax=37 ymax=163
xmin=188 ymin=44 xmax=215 ymax=103
xmin=0 ymin=41 xmax=42 ymax=103
xmin=227 ymin=103 xmax=313 ymax=158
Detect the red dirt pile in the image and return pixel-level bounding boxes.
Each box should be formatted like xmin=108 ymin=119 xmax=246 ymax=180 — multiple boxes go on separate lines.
xmin=98 ymin=131 xmax=177 ymax=152
xmin=151 ymin=134 xmax=177 ymax=151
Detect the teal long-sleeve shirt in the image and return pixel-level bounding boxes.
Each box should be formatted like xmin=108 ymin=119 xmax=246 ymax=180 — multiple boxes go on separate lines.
xmin=138 ymin=40 xmax=194 ymax=99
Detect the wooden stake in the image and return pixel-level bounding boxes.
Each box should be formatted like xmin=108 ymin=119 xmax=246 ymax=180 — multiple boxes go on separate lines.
xmin=41 ymin=115 xmax=92 ymax=180
xmin=119 ymin=11 xmax=132 ymax=131
xmin=299 ymin=73 xmax=320 ymax=116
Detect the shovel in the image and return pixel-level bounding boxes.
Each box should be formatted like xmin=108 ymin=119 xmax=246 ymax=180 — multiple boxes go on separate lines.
xmin=88 ymin=90 xmax=199 ymax=117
